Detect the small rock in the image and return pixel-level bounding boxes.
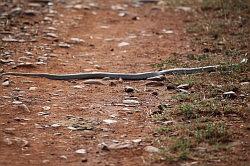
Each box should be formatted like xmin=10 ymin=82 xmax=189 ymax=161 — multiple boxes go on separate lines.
xmin=83 ymin=80 xmax=104 ymax=85
xmin=162 ymin=121 xmax=175 ymax=125
xmin=2 ymin=80 xmax=10 ymax=86
xmin=145 ymin=81 xmax=164 ymax=87
xmin=118 ymin=42 xmax=130 ymax=47
xmin=75 ymin=149 xmax=87 ymax=155
xmin=177 ymin=89 xmax=189 ymax=94
xmin=18 ymin=104 xmax=30 ymax=112
xmin=59 ymin=155 xmax=67 ymax=160
xmin=29 ymin=87 xmax=37 ymax=91
xmin=67 ymin=126 xmax=78 ymax=130
xmin=240 ymin=82 xmax=249 ymax=86
xmin=81 ymin=158 xmax=88 ymax=162
xmin=51 ymin=124 xmax=61 ymax=128
xmin=223 ymin=91 xmax=237 ymax=99
xmin=100 ymin=25 xmax=110 ymax=29
xmin=118 ymin=12 xmax=127 ymax=17
xmin=177 ymin=84 xmax=190 ymax=89
xmin=109 ymin=81 xmax=117 ymax=86
xmin=108 ymin=142 xmax=133 ymax=149
xmin=69 ymin=38 xmax=84 ymax=44
xmin=9 ymin=7 xmax=22 ymax=17
xmin=2 ymin=37 xmax=18 ymax=42
xmin=162 ymin=29 xmax=174 ymax=34
xmin=123 ymin=100 xmax=140 ymax=104
xmin=38 ymin=111 xmax=50 ymax=116
xmin=132 ymin=139 xmax=142 ymax=144
xmin=103 ymin=119 xmax=117 ymax=124
xmin=111 ymin=5 xmax=126 ymax=11
xmin=99 ymin=142 xmax=110 ymax=151
xmin=42 ymin=160 xmax=50 ymax=164
xmin=181 ymin=161 xmax=198 ymax=166
xmin=132 ymin=16 xmax=140 ymax=20
xmin=58 ymin=43 xmax=70 ymax=48
xmin=166 ymin=83 xmax=176 ymax=90
xmin=73 ymin=85 xmax=84 ymax=89
xmin=176 ymin=6 xmax=192 ymax=12
xmin=12 ymin=100 xmax=23 ymax=105
xmin=46 ymin=33 xmax=58 ymax=38
xmin=94 ymin=64 xmax=101 ymax=69
xmin=144 ymin=146 xmax=160 ymax=153
xmin=124 ymin=86 xmax=134 ymax=93
xmin=42 ymin=106 xmax=51 ymax=111
xmin=24 ymin=10 xmax=38 ymax=16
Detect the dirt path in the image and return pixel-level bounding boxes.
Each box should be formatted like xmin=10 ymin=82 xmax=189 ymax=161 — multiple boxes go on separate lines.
xmin=0 ymin=0 xmax=189 ymax=165
xmin=1 ymin=0 xmax=249 ymax=166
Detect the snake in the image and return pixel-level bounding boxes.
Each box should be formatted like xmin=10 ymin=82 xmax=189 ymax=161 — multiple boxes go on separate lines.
xmin=1 ymin=65 xmax=221 ymax=80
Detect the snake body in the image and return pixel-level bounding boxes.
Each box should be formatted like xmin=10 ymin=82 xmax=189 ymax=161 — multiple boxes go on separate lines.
xmin=1 ymin=65 xmax=220 ymax=80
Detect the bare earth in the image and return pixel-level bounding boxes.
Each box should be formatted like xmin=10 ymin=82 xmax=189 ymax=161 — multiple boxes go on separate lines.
xmin=0 ymin=0 xmax=249 ymax=166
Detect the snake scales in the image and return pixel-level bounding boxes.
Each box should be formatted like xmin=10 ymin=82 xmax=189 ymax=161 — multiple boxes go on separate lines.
xmin=1 ymin=65 xmax=221 ymax=80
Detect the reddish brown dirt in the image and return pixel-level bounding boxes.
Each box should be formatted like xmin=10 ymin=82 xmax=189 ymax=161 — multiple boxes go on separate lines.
xmin=0 ymin=0 xmax=189 ymax=165
xmin=0 ymin=0 xmax=249 ymax=166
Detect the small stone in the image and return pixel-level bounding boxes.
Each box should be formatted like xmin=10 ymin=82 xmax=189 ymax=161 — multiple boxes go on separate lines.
xmin=42 ymin=106 xmax=51 ymax=111
xmin=121 ymin=108 xmax=131 ymax=111
xmin=99 ymin=142 xmax=110 ymax=151
xmin=67 ymin=126 xmax=78 ymax=130
xmin=176 ymin=6 xmax=192 ymax=12
xmin=108 ymin=142 xmax=133 ymax=149
xmin=75 ymin=149 xmax=87 ymax=155
xmin=2 ymin=80 xmax=10 ymax=86
xmin=177 ymin=84 xmax=190 ymax=89
xmin=132 ymin=139 xmax=142 ymax=144
xmin=152 ymin=91 xmax=158 ymax=95
xmin=9 ymin=7 xmax=22 ymax=17
xmin=132 ymin=16 xmax=140 ymax=20
xmin=73 ymin=85 xmax=84 ymax=89
xmin=177 ymin=89 xmax=190 ymax=94
xmin=46 ymin=33 xmax=58 ymax=38
xmin=162 ymin=29 xmax=174 ymax=34
xmin=58 ymin=43 xmax=70 ymax=48
xmin=103 ymin=119 xmax=117 ymax=124
xmin=24 ymin=10 xmax=38 ymax=16
xmin=123 ymin=100 xmax=140 ymax=104
xmin=81 ymin=158 xmax=88 ymax=162
xmin=100 ymin=25 xmax=110 ymax=29
xmin=69 ymin=38 xmax=84 ymax=44
xmin=18 ymin=104 xmax=30 ymax=112
xmin=240 ymin=82 xmax=249 ymax=86
xmin=124 ymin=86 xmax=134 ymax=93
xmin=118 ymin=12 xmax=127 ymax=17
xmin=118 ymin=42 xmax=130 ymax=47
xmin=94 ymin=64 xmax=101 ymax=69
xmin=162 ymin=121 xmax=175 ymax=125
xmin=38 ymin=111 xmax=50 ymax=116
xmin=223 ymin=91 xmax=237 ymax=99
xmin=144 ymin=146 xmax=160 ymax=153
xmin=2 ymin=37 xmax=18 ymax=42
xmin=12 ymin=101 xmax=23 ymax=105
xmin=51 ymin=124 xmax=61 ymax=128
xmin=29 ymin=87 xmax=37 ymax=91
xmin=59 ymin=155 xmax=67 ymax=160
xmin=42 ymin=160 xmax=50 ymax=164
